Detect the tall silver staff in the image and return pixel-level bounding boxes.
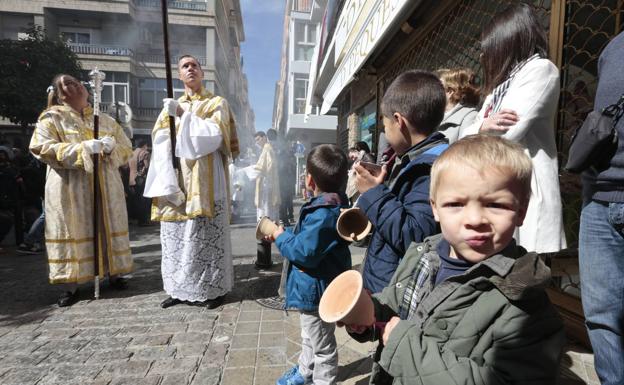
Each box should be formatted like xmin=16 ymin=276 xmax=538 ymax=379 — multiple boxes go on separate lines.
xmin=89 ymin=68 xmax=106 ymax=300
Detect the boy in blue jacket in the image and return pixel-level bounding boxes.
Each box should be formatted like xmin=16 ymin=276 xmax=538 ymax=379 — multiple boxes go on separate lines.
xmin=267 ymin=144 xmax=352 ymax=385
xmin=354 ymin=70 xmax=448 ymax=293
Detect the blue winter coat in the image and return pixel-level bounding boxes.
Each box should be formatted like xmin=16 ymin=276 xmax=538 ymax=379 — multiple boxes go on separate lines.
xmin=359 ymin=132 xmax=448 ymax=293
xmin=275 ymin=192 xmax=352 ymax=311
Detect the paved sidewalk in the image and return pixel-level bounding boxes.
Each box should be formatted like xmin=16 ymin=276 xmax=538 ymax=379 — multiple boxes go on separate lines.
xmin=0 ymin=207 xmax=598 ymax=385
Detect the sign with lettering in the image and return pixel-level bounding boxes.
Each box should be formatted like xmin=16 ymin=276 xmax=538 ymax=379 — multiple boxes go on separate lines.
xmin=321 ymin=0 xmax=412 ymax=114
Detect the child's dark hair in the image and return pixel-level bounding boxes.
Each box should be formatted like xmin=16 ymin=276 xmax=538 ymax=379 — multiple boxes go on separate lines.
xmin=306 ymin=144 xmax=348 ymax=193
xmin=381 ymin=70 xmax=446 ymax=134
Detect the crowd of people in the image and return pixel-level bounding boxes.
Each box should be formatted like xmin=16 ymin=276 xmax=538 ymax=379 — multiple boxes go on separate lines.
xmin=2 ymin=2 xmax=622 ymax=384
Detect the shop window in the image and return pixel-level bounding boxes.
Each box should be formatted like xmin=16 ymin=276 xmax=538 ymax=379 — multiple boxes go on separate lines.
xmin=293 ymin=74 xmax=308 ymax=114
xmin=295 ymin=22 xmax=317 ymax=61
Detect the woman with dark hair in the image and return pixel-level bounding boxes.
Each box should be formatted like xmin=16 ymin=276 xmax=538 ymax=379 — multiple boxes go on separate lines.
xmin=436 ymin=68 xmax=480 ymax=142
xmin=461 ymin=3 xmax=566 ymax=253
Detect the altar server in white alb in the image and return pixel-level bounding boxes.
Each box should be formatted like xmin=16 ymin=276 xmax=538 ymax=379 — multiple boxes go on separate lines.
xmin=144 ymin=55 xmax=239 ymax=309
xmin=30 ymin=74 xmax=133 ymax=307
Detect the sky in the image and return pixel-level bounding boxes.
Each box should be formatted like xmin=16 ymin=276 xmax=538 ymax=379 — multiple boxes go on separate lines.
xmin=240 ymin=0 xmax=286 ymax=132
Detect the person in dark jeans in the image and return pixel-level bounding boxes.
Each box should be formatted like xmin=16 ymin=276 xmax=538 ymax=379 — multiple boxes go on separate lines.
xmin=578 ymin=31 xmax=624 ymax=385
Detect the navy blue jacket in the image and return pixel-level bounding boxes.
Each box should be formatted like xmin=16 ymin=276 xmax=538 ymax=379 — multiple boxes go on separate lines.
xmin=275 ymin=193 xmax=352 ymax=311
xmin=359 ymin=132 xmax=448 ymax=293
xmin=584 ymin=31 xmax=624 ymax=202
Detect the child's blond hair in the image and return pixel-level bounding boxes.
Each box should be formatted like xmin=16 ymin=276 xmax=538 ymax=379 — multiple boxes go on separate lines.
xmin=430 ymin=135 xmax=533 ymax=203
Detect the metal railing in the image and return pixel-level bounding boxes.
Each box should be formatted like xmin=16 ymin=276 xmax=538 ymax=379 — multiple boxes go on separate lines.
xmin=68 ymin=43 xmax=133 ymax=57
xmin=133 ymin=107 xmax=162 ymax=119
xmin=133 ymin=0 xmax=207 ymax=11
xmin=292 ymin=0 xmax=312 ymax=13
xmin=134 ymin=53 xmax=208 ymax=67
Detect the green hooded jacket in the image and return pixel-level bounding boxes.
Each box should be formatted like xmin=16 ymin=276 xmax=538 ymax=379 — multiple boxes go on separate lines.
xmin=363 ymin=234 xmax=565 ymax=384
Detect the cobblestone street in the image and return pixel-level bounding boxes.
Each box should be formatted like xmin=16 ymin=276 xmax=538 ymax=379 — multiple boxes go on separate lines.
xmin=0 ymin=206 xmax=599 ymax=385
xmin=0 ymin=212 xmax=375 ymax=385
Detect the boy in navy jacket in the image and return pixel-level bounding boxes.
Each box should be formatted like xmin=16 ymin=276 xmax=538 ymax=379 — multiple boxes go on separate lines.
xmin=267 ymin=144 xmax=351 ymax=385
xmin=354 ymin=70 xmax=448 ymax=293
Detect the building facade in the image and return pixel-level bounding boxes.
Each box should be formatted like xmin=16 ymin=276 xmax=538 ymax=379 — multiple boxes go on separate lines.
xmin=0 ymin=0 xmax=255 ymax=149
xmin=272 ymin=0 xmax=337 ymax=152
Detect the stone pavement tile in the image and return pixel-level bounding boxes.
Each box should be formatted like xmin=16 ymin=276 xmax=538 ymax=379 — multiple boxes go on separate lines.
xmin=190 ymin=367 xmax=221 ymax=385
xmin=86 ymin=348 xmax=133 ymax=363
xmin=211 ymin=323 xmax=235 ymax=344
xmin=174 ymin=343 xmax=209 ymax=358
xmin=0 ymin=351 xmax=51 ymax=367
xmin=241 ymin=300 xmax=263 ymax=311
xmin=128 ymin=345 xmax=177 ymax=360
xmin=256 ymin=347 xmax=287 ymax=366
xmin=235 ymin=321 xmax=260 ymax=334
xmin=116 ymin=326 xmax=152 ymax=337
xmin=41 ymin=364 xmax=103 ymax=384
xmin=286 ymin=340 xmax=301 ymax=363
xmin=187 ymin=320 xmax=215 ymax=333
xmin=96 ymin=360 xmax=152 ymax=380
xmin=4 ymin=331 xmax=42 ymax=342
xmin=238 ymin=310 xmax=261 ymax=322
xmin=170 ymin=331 xmax=212 ymax=345
xmin=160 ymin=372 xmax=192 ymax=385
xmin=0 ymin=340 xmax=48 ymax=355
xmin=261 ymin=309 xmax=285 ymax=321
xmin=231 ymin=334 xmax=259 ymax=349
xmin=285 ymin=321 xmax=300 ymax=341
xmin=107 ymin=376 xmax=162 ymax=385
xmin=258 ymin=332 xmax=286 ymax=348
xmin=260 ymin=321 xmax=283 ymax=333
xmin=150 ymin=322 xmax=189 ymax=333
xmin=255 ymin=365 xmax=289 ymax=385
xmin=336 ymin=347 xmax=373 ymax=383
xmin=218 ymin=308 xmax=240 ymax=323
xmin=199 ymin=343 xmax=228 ymax=368
xmin=40 ymin=338 xmax=90 ymax=352
xmin=83 ymin=336 xmax=133 ymax=351
xmin=74 ymin=327 xmax=122 ymax=339
xmin=148 ymin=357 xmax=199 ymax=375
xmin=39 ymin=350 xmax=94 ymax=365
xmin=0 ymin=367 xmax=47 ymax=385
xmin=221 ymin=367 xmax=254 ymax=385
xmin=130 ymin=334 xmax=172 ymax=346
xmin=226 ymin=349 xmax=256 ymax=368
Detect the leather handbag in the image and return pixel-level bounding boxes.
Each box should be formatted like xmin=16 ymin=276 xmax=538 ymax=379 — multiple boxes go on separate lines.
xmin=565 ymin=94 xmax=623 ymax=174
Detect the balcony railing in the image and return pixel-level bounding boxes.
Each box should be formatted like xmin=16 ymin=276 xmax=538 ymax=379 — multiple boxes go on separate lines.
xmin=134 ymin=0 xmax=207 ymax=11
xmin=134 ymin=54 xmax=208 ymax=67
xmin=292 ymin=0 xmax=312 ymax=13
xmin=133 ymin=107 xmax=162 ymax=119
xmin=68 ymin=43 xmax=133 ymax=57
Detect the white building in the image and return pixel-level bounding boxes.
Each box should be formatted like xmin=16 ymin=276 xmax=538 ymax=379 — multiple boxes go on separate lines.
xmin=272 ymin=0 xmax=337 ymax=150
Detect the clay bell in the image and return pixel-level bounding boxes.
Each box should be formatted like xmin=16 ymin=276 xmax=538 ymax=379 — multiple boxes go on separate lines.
xmin=336 ymin=207 xmax=372 ymax=242
xmin=255 ymin=216 xmax=278 ymax=240
xmin=319 ymin=270 xmax=375 ymax=326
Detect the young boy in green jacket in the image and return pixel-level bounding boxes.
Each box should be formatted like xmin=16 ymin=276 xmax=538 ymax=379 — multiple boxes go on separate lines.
xmin=345 ymin=135 xmax=565 ymax=384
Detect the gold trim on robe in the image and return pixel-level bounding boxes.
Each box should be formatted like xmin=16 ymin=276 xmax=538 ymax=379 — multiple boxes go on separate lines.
xmin=30 ymin=104 xmax=134 ymax=284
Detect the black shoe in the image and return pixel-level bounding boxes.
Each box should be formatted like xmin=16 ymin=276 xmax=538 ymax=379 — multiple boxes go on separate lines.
xmin=110 ymin=277 xmax=128 ymax=290
xmin=204 ymin=295 xmax=225 ymax=309
xmin=57 ymin=290 xmax=79 ymax=307
xmin=160 ymin=297 xmax=183 ymax=309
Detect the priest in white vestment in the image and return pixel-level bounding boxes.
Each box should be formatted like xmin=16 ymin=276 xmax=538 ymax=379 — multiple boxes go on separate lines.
xmin=144 ymin=55 xmax=239 ymax=309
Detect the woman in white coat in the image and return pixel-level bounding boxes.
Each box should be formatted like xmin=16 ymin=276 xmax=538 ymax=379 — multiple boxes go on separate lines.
xmin=461 ymin=3 xmax=566 ymax=253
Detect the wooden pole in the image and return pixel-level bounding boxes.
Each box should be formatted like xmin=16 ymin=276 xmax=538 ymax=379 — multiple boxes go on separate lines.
xmin=160 ymin=0 xmax=180 ymax=171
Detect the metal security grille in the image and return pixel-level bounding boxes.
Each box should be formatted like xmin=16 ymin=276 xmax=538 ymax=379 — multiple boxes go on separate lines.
xmin=557 ymin=0 xmax=623 ymax=246
xmin=381 ymin=1 xmax=551 ymax=87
